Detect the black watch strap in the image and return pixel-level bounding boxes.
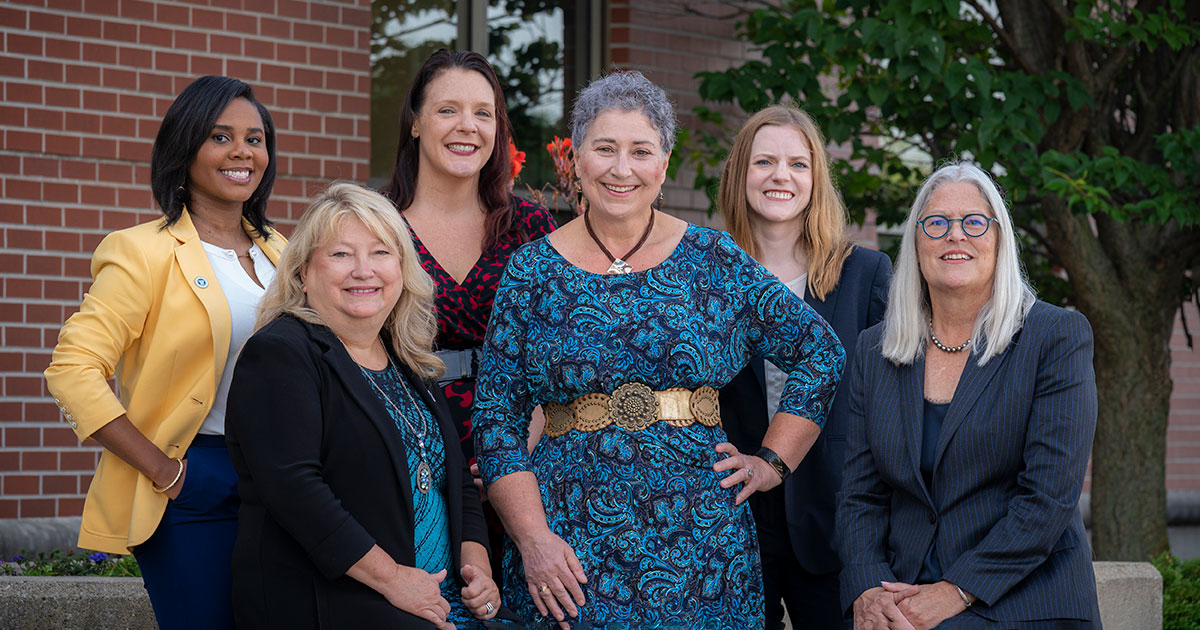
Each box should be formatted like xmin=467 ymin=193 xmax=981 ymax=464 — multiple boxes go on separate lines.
xmin=756 ymin=446 xmax=790 ymax=482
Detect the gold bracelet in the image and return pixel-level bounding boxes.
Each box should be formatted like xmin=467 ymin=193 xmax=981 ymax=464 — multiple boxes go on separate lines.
xmin=152 ymin=457 xmax=184 ymax=493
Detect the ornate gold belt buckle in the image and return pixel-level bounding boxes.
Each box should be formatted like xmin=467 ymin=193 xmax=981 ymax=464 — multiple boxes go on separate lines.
xmin=610 ymin=382 xmax=659 ymax=431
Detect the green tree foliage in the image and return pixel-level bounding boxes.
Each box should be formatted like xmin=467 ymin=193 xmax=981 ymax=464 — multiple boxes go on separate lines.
xmin=686 ymin=0 xmax=1200 ymax=560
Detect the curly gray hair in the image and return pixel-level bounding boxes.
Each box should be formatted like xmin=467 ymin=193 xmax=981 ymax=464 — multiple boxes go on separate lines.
xmin=570 ymin=70 xmax=677 ymax=156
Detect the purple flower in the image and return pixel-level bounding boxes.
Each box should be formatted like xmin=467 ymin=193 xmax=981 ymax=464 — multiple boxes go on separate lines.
xmin=9 ymin=554 xmax=23 ymax=562
xmin=88 ymin=552 xmax=108 ymax=563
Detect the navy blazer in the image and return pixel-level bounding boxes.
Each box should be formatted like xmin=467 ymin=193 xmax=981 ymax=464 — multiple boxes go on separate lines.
xmin=225 ymin=315 xmax=490 ymax=629
xmin=837 ymin=301 xmax=1101 ymax=624
xmin=720 ymin=245 xmax=891 ymax=574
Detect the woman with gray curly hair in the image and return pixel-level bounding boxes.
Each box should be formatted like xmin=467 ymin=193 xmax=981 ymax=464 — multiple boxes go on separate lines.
xmin=472 ymin=72 xmax=845 ymax=628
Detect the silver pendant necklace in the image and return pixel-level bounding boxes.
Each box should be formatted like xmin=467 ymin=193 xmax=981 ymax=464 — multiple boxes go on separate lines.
xmin=361 ymin=361 xmax=434 ymax=494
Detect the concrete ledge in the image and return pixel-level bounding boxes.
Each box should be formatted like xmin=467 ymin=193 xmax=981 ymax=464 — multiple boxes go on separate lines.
xmin=1094 ymin=561 xmax=1163 ymax=630
xmin=0 ymin=576 xmax=156 ymax=630
xmin=0 ymin=517 xmax=84 ymax=559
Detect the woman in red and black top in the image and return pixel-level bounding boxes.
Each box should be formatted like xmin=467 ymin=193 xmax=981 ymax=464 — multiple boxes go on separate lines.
xmin=382 ymin=50 xmax=555 ymax=492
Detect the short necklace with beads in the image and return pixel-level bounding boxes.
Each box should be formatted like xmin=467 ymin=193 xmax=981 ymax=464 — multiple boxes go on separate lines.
xmin=358 ymin=355 xmax=434 ymax=494
xmin=929 ymin=318 xmax=971 ymax=353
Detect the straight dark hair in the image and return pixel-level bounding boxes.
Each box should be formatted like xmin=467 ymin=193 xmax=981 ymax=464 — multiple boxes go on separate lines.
xmin=150 ymin=75 xmax=277 ymax=238
xmin=381 ymin=49 xmax=518 ymax=250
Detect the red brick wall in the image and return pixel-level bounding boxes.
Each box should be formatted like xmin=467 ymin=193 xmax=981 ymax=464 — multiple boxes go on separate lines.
xmin=0 ymin=0 xmax=371 ymax=519
xmin=1169 ymin=301 xmax=1200 ymax=492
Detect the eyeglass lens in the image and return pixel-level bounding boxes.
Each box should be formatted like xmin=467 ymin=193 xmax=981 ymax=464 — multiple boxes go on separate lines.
xmin=920 ymin=214 xmax=992 ymax=238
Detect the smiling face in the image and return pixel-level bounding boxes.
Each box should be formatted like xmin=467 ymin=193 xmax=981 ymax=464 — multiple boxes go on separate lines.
xmin=301 ymin=216 xmax=405 ymax=335
xmin=575 ymin=109 xmax=669 ymax=221
xmin=411 ymin=67 xmax=497 ymax=182
xmin=186 ymin=97 xmax=268 ymax=212
xmin=916 ymin=181 xmax=998 ymax=297
xmin=744 ymin=124 xmax=814 ymax=227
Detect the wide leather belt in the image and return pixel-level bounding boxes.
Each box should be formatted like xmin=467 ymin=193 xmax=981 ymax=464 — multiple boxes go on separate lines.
xmin=436 ymin=347 xmax=482 ymax=382
xmin=543 ymin=382 xmax=721 ymax=438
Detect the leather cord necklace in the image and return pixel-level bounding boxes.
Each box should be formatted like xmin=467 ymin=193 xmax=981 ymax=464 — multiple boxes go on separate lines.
xmin=584 ymin=208 xmax=655 ymax=274
xmin=929 ymin=318 xmax=971 ymax=353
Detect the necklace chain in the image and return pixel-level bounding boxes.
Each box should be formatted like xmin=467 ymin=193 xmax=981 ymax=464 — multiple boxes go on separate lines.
xmin=354 ymin=345 xmax=435 ymax=494
xmin=584 ymin=209 xmax=655 ymax=274
xmin=929 ymin=318 xmax=971 ymax=353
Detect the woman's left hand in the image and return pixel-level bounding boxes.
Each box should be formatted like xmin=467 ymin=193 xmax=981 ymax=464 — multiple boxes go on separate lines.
xmin=460 ymin=563 xmax=501 ymax=620
xmin=881 ymin=580 xmax=969 ymax=630
xmin=713 ymin=442 xmax=780 ymax=505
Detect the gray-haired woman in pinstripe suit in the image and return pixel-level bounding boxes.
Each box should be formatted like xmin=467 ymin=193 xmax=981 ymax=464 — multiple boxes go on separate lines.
xmin=837 ymin=162 xmax=1100 ymax=629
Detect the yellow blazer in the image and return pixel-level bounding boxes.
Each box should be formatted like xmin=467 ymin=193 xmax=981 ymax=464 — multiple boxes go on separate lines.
xmin=44 ymin=209 xmax=285 ymax=554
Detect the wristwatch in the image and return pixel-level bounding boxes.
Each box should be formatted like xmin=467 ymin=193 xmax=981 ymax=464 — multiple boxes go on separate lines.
xmin=756 ymin=446 xmax=791 ymax=482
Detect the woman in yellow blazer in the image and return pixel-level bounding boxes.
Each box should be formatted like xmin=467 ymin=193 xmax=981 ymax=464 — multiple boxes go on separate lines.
xmin=44 ymin=75 xmax=284 ymax=630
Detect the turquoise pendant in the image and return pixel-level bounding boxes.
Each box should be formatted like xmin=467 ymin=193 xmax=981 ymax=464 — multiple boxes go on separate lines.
xmin=416 ymin=460 xmax=432 ymax=494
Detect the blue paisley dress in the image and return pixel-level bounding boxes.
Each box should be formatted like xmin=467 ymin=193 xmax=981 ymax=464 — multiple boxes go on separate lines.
xmin=473 ymin=225 xmax=845 ymax=629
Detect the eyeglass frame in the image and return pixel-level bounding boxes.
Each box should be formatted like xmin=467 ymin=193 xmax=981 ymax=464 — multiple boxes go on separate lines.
xmin=916 ymin=213 xmax=998 ymax=239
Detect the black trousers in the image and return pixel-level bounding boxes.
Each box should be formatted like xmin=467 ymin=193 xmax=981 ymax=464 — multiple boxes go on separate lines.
xmin=750 ymin=486 xmax=847 ymax=630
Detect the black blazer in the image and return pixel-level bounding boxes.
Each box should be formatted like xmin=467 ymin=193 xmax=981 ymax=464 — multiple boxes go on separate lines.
xmin=837 ymin=301 xmax=1101 ymax=624
xmin=225 ymin=315 xmax=489 ymax=630
xmin=720 ymin=245 xmax=891 ymax=574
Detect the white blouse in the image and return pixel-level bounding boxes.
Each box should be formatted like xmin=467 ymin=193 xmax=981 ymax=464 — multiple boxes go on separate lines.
xmin=765 ymin=273 xmax=807 ymax=421
xmin=197 ymin=241 xmax=277 ymax=436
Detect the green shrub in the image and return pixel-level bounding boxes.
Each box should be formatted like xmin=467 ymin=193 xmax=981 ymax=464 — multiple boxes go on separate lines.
xmin=1153 ymin=552 xmax=1200 ymax=630
xmin=2 ymin=549 xmax=140 ymax=577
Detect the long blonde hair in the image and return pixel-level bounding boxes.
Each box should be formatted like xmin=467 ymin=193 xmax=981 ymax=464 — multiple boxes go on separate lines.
xmin=256 ymin=181 xmax=444 ymax=379
xmin=718 ymin=104 xmax=851 ymax=300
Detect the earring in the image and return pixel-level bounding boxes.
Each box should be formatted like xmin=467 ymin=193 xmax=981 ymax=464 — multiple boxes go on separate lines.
xmin=655 ymin=190 xmax=664 ymax=212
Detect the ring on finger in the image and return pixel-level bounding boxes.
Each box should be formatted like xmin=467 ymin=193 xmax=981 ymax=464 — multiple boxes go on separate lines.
xmin=485 ymin=601 xmax=494 ymax=614
xmin=746 ymin=466 xmax=754 ymax=478
xmin=540 ymin=583 xmax=549 ymax=595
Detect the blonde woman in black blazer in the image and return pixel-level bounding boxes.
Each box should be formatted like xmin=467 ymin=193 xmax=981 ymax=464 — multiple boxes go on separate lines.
xmin=838 ymin=163 xmax=1100 ymax=628
xmin=225 ymin=183 xmax=512 ymax=629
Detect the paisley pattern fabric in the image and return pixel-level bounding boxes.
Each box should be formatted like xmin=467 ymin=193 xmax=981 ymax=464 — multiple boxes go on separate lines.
xmin=473 ymin=225 xmax=846 ymax=629
xmin=407 ymin=196 xmax=557 ymax=462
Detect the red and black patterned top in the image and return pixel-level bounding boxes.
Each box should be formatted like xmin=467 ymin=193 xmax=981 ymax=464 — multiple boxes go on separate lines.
xmin=407 ymin=196 xmax=557 ymax=461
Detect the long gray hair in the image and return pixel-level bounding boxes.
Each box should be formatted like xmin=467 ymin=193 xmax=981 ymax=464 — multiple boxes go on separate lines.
xmin=881 ymin=162 xmax=1035 ymax=365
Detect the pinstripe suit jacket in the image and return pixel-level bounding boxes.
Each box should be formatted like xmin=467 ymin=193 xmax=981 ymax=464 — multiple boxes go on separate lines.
xmin=837 ymin=300 xmax=1101 ymax=624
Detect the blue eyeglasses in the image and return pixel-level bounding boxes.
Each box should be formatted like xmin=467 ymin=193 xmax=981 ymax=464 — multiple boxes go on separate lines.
xmin=917 ymin=214 xmax=997 ymax=239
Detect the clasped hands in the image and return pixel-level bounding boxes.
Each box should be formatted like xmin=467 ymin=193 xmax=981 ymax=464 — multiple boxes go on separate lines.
xmin=853 ymin=580 xmax=973 ymax=630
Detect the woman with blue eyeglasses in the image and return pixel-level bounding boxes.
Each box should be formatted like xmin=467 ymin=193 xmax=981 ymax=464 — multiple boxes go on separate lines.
xmin=837 ymin=162 xmax=1100 ymax=629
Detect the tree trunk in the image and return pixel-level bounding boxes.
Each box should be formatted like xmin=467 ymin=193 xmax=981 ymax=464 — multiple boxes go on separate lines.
xmin=1039 ymin=198 xmax=1176 ymax=561
xmin=1086 ymin=301 xmax=1174 ymax=560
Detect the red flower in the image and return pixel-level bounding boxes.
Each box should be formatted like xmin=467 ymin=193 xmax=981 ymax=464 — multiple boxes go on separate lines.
xmin=509 ymin=140 xmax=526 ymax=181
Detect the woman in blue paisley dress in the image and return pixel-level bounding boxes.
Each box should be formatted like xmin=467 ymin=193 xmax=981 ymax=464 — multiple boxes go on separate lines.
xmin=472 ymin=71 xmax=846 ymax=629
